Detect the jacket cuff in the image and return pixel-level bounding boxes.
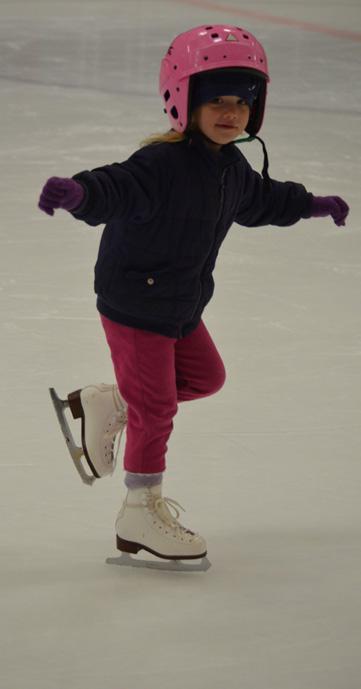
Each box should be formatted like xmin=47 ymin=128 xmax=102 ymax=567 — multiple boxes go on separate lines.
xmin=300 ymin=193 xmax=314 ymax=219
xmin=70 ymin=178 xmax=90 ymax=216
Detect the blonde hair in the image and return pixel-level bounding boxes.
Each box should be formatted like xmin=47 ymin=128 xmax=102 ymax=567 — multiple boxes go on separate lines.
xmin=140 ymin=129 xmax=187 ymax=147
xmin=140 ymin=114 xmax=198 ymax=147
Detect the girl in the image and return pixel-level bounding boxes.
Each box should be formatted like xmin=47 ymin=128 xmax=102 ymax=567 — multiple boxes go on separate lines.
xmin=39 ymin=24 xmax=349 ymax=561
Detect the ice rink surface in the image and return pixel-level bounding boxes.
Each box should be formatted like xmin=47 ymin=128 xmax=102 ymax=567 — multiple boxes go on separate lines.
xmin=1 ymin=1 xmax=361 ymax=687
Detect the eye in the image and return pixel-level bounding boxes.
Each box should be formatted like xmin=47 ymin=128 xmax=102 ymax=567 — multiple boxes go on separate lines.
xmin=209 ymin=97 xmax=249 ymax=106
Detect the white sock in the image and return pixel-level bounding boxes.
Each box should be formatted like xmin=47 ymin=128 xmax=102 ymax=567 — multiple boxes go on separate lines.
xmin=124 ymin=472 xmax=163 ymax=489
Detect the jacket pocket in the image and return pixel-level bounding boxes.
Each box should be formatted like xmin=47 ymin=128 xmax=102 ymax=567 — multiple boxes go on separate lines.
xmin=103 ymin=266 xmax=177 ymax=321
xmin=102 ymin=265 xmax=200 ymax=324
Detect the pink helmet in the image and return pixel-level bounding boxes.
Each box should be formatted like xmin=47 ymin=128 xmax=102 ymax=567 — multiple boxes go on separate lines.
xmin=159 ymin=24 xmax=270 ymax=136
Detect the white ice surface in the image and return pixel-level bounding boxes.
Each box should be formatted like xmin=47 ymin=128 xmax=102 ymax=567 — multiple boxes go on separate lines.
xmin=1 ymin=1 xmax=361 ymax=688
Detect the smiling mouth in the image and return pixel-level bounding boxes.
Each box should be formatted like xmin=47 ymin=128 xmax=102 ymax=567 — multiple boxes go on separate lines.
xmin=216 ymin=124 xmax=238 ymax=129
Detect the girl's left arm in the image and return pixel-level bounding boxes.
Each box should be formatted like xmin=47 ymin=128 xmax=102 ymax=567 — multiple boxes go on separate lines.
xmin=234 ymin=162 xmax=349 ymax=228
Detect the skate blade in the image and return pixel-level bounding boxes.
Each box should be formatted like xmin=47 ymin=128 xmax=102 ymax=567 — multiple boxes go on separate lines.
xmin=106 ymin=553 xmax=212 ymax=572
xmin=49 ymin=387 xmax=96 ymax=486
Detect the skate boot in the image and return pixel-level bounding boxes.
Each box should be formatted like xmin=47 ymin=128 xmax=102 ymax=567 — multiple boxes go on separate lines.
xmin=50 ymin=383 xmax=127 ymax=485
xmin=115 ymin=484 xmax=207 ymax=560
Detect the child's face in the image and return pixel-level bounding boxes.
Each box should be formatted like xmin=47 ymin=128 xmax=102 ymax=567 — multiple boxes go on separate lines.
xmin=193 ymin=95 xmax=250 ymax=150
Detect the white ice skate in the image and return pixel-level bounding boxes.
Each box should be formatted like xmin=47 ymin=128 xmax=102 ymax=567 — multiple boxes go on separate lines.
xmin=115 ymin=484 xmax=207 ymax=560
xmin=49 ymin=383 xmax=127 ymax=486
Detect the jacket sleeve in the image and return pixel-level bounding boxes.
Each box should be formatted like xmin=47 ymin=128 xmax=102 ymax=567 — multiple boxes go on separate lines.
xmin=70 ymin=146 xmax=169 ymax=227
xmin=234 ymin=158 xmax=313 ymax=228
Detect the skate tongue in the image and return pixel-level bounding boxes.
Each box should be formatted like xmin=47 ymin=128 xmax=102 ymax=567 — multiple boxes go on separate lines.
xmin=111 ymin=431 xmax=122 ymax=470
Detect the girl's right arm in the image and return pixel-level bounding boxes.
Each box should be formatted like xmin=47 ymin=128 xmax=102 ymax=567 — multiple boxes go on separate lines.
xmin=38 ymin=147 xmax=169 ymax=226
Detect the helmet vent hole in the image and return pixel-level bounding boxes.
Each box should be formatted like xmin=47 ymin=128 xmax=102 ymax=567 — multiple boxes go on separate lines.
xmin=173 ymin=65 xmax=178 ymax=70
xmin=176 ymin=87 xmax=180 ymax=92
xmin=170 ymin=106 xmax=179 ymax=119
xmin=164 ymin=90 xmax=170 ymax=102
xmin=243 ymin=34 xmax=249 ymax=39
xmin=211 ymin=33 xmax=219 ymax=39
xmin=205 ymin=26 xmax=213 ymax=29
xmin=203 ymin=56 xmax=209 ymax=61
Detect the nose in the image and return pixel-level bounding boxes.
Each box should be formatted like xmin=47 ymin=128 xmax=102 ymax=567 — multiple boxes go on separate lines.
xmin=223 ymin=104 xmax=238 ymax=119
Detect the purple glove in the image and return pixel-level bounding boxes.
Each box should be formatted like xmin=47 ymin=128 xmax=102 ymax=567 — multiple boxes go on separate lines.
xmin=310 ymin=195 xmax=349 ymax=227
xmin=38 ymin=177 xmax=85 ymax=216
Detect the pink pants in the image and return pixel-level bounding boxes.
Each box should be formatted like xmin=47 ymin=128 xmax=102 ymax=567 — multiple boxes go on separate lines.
xmin=100 ymin=315 xmax=226 ymax=474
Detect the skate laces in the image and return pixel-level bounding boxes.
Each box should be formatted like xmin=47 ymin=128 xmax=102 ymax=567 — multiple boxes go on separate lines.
xmin=151 ymin=496 xmax=195 ymax=537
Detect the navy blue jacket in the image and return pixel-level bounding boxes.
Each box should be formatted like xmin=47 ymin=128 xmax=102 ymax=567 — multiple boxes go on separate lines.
xmin=72 ymin=131 xmax=312 ymax=338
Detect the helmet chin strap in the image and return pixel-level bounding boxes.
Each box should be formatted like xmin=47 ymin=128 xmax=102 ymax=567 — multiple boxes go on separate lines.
xmin=233 ymin=134 xmax=271 ymax=186
xmin=233 ymin=134 xmax=254 ymax=143
xmin=191 ymin=128 xmax=271 ymax=187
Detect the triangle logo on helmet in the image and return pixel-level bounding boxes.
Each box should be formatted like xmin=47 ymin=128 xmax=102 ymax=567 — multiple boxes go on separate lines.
xmin=226 ymin=33 xmax=238 ymax=42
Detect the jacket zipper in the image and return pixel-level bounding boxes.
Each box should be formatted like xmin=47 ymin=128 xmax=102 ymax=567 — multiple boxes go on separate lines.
xmin=216 ymin=168 xmax=228 ymax=225
xmin=179 ymin=168 xmax=230 ymax=338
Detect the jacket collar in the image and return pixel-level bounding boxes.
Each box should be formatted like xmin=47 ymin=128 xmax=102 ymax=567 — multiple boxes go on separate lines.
xmin=186 ymin=129 xmax=242 ymax=176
